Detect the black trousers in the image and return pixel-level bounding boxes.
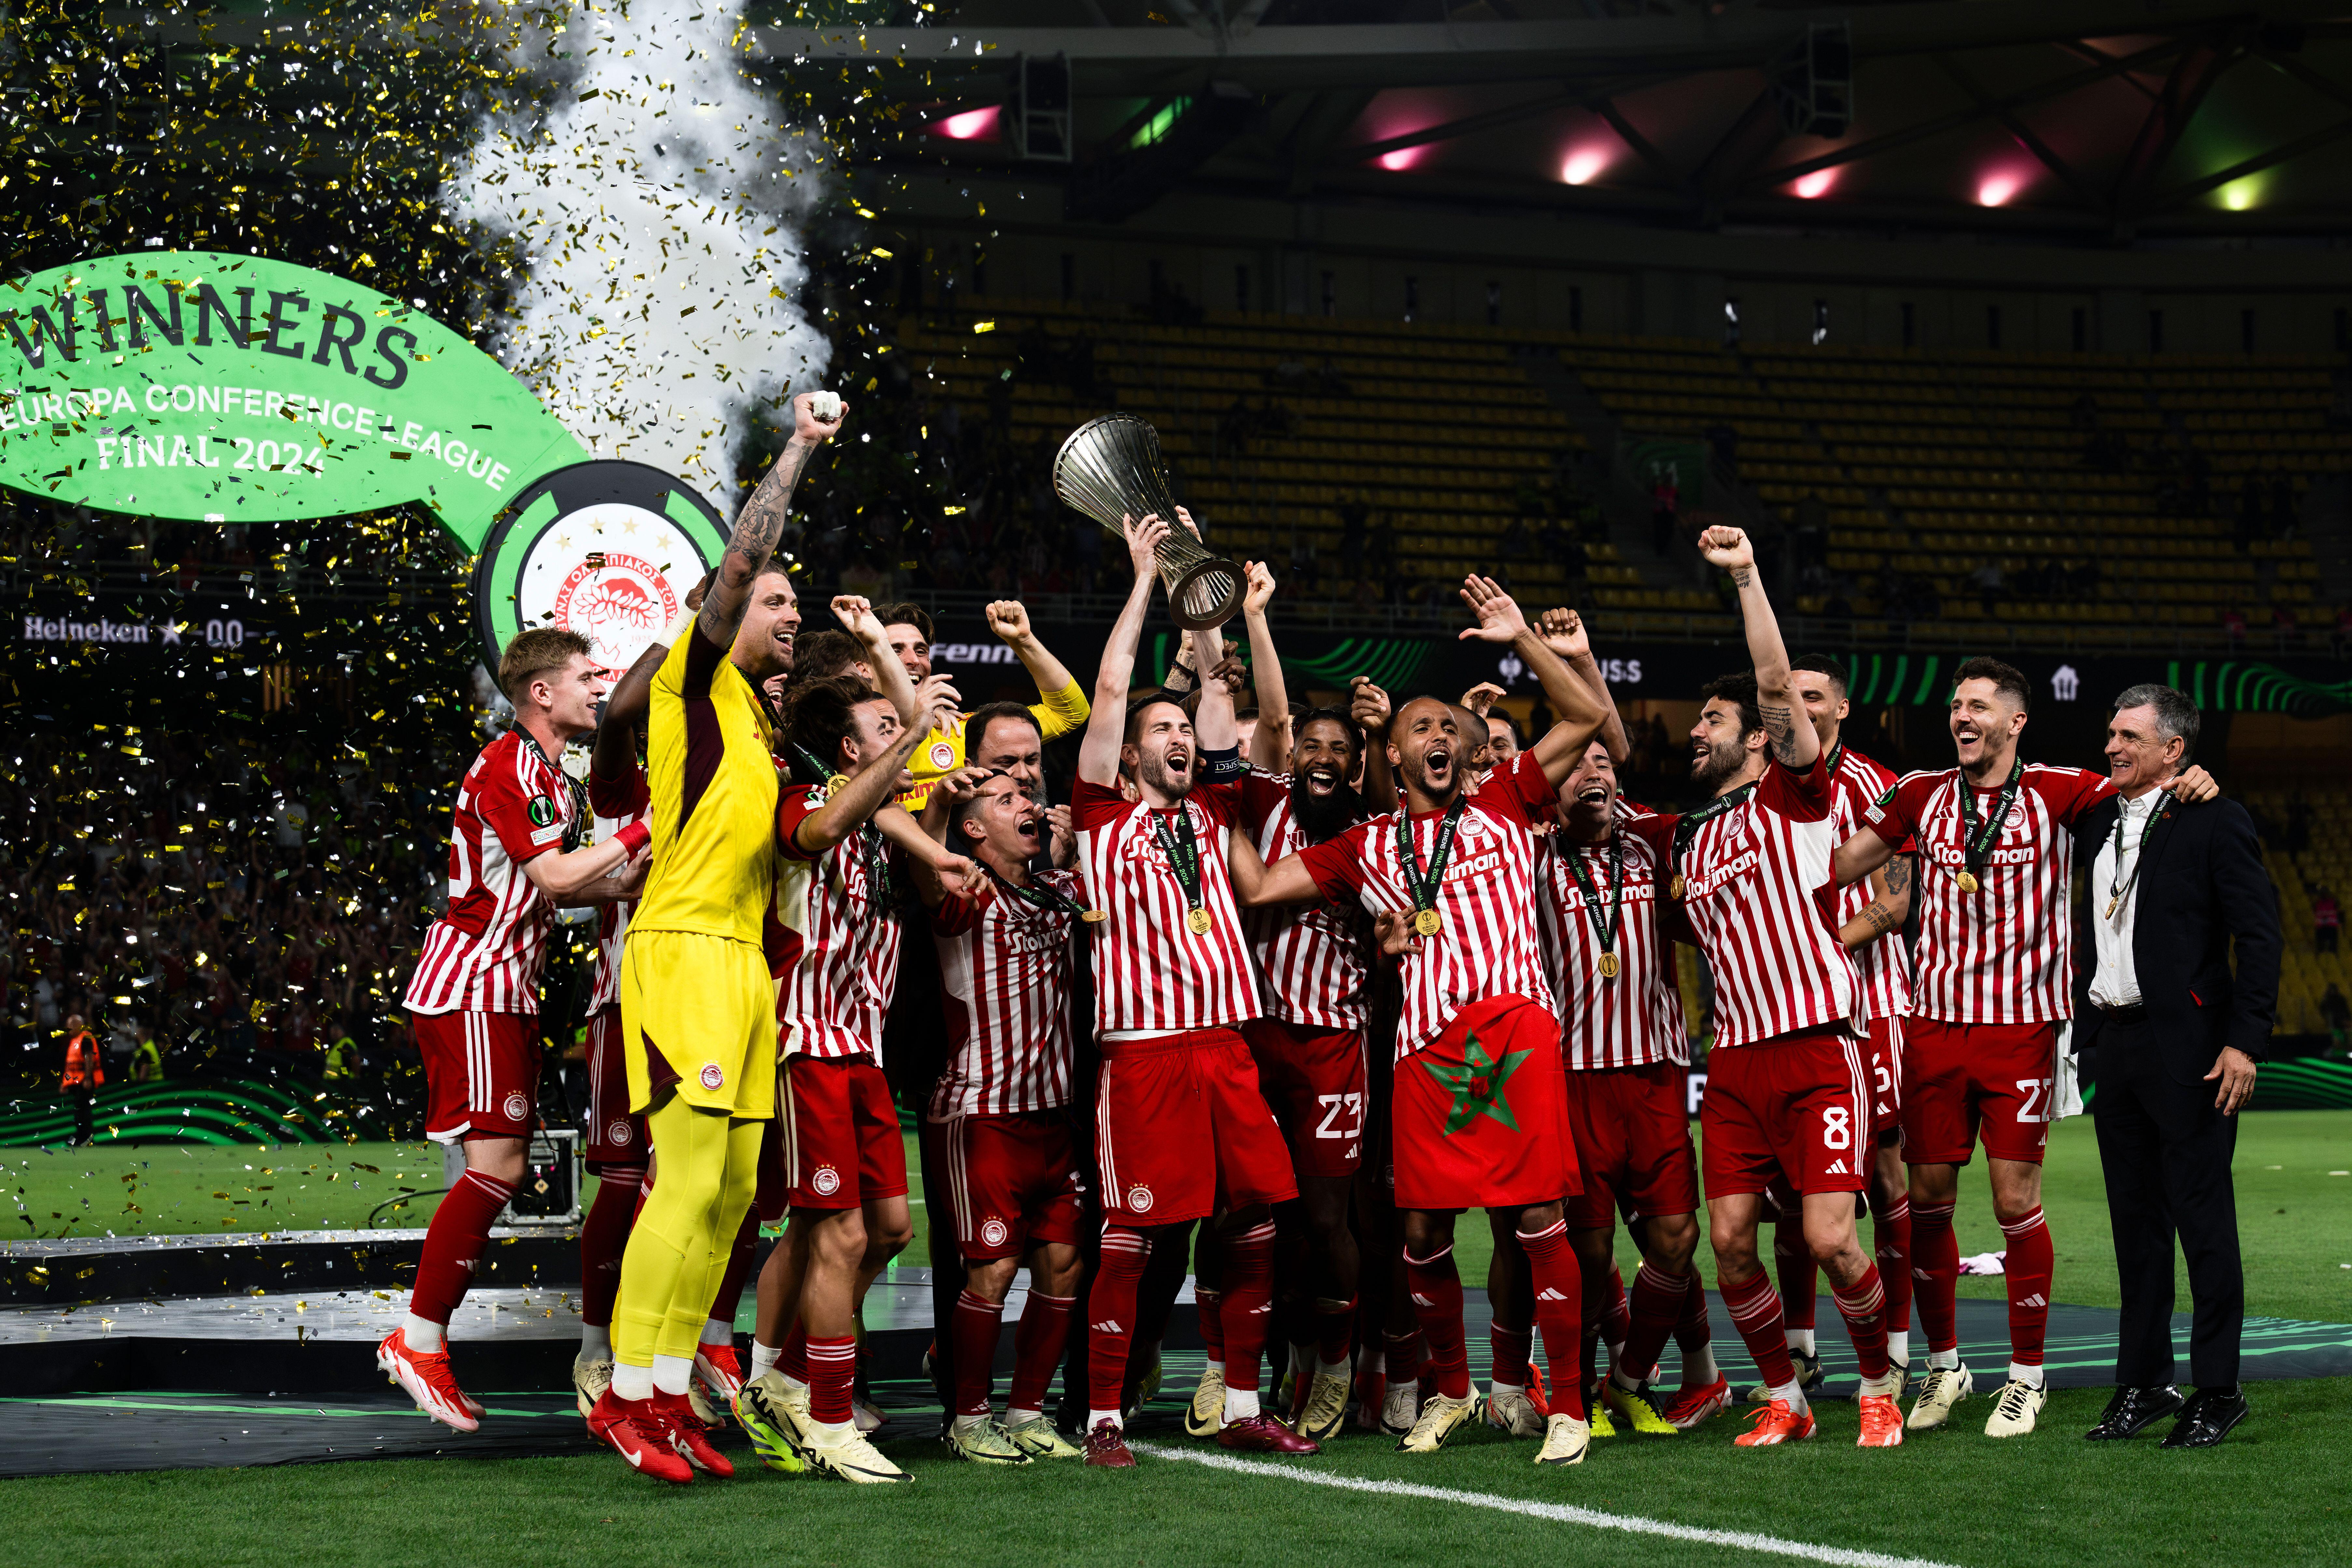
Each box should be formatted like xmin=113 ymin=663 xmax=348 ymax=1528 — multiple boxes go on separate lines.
xmin=2090 ymin=1017 xmax=2245 ymax=1389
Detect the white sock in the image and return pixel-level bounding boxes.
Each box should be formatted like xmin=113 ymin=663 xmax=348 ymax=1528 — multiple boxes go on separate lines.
xmin=1929 ymin=1347 xmax=1961 ymax=1372
xmin=808 ymin=1417 xmax=854 ymax=1443
xmin=1007 ymin=1406 xmax=1043 ymax=1427
xmin=1609 ymin=1366 xmax=1642 ymax=1393
xmin=1786 ymin=1328 xmax=1816 ymax=1357
xmin=1318 ymin=1354 xmax=1351 ymax=1376
xmin=1087 ymin=1407 xmax=1124 ymax=1431
xmin=751 ymin=1341 xmax=781 ymax=1380
xmin=1204 ymin=1357 xmax=1224 ymax=1379
xmin=2009 ymin=1361 xmax=2045 ymax=1389
xmin=402 ymin=1314 xmax=444 ymax=1353
xmin=612 ymin=1361 xmax=655 ymax=1402
xmin=780 ymin=1371 xmax=809 ymax=1393
xmin=1223 ymin=1387 xmax=1261 ymax=1423
xmin=1860 ymin=1369 xmax=1902 ymax=1398
xmin=1363 ymin=1349 xmax=1385 ymax=1376
xmin=702 ymin=1318 xmax=733 ymax=1345
xmin=651 ymin=1353 xmax=693 ymax=1397
xmin=1769 ymin=1379 xmax=1808 ymax=1415
xmin=1887 ymin=1330 xmax=1910 ymax=1367
xmin=951 ymin=1412 xmax=990 ymax=1436
xmin=578 ymin=1325 xmax=611 ymax=1361
xmin=1685 ymin=1345 xmax=1719 ymax=1385
xmin=1491 ymin=1380 xmax=1524 ymax=1398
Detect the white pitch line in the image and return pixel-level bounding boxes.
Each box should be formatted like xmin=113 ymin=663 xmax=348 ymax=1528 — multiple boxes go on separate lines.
xmin=1133 ymin=1445 xmax=1965 ymax=1568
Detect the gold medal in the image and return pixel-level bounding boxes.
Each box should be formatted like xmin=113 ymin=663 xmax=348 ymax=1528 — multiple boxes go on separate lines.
xmin=1668 ymin=874 xmax=1686 ymax=900
xmin=1955 ymin=869 xmax=1980 ymax=894
xmin=1414 ymin=908 xmax=1442 ymax=937
xmin=2103 ymin=896 xmax=2119 ymax=920
xmin=1597 ymin=952 xmax=1620 ymax=980
xmin=1081 ymin=908 xmax=1108 ymax=924
xmin=1187 ymin=907 xmax=1213 ymax=935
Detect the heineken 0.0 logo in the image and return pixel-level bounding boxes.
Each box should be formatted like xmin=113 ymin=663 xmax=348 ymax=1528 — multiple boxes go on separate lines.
xmin=475 ymin=460 xmax=728 ymax=671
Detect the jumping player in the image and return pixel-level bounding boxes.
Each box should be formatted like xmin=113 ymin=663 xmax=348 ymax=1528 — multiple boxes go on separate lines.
xmin=1624 ymin=525 xmax=1901 ymax=1450
xmin=1072 ymin=510 xmax=1309 ymax=1469
xmin=921 ymin=773 xmax=1089 ymax=1465
xmin=1833 ymin=657 xmax=2215 ymax=1438
xmin=385 ymin=626 xmax=647 ymax=1431
xmin=1234 ymin=576 xmax=1611 ymax=1466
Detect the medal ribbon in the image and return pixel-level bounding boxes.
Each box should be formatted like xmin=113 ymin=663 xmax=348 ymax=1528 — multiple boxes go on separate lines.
xmin=1956 ymin=756 xmax=2026 ymax=884
xmin=994 ymin=866 xmax=1085 ymax=922
xmin=1669 ymin=782 xmax=1755 ymax=894
xmin=1152 ymin=806 xmax=1208 ymax=923
xmin=517 ymin=729 xmax=589 ymax=854
xmin=2104 ymin=795 xmax=2165 ymax=920
xmin=1397 ymin=798 xmax=1467 ymax=923
xmin=1563 ymin=831 xmax=1624 ymax=964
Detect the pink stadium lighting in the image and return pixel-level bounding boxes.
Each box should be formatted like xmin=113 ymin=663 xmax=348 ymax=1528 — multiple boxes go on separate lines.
xmin=933 ymin=106 xmax=1000 ymax=141
xmin=1561 ymin=147 xmax=1609 ymax=186
xmin=1793 ymin=169 xmax=1836 ymax=199
xmin=1977 ymin=171 xmax=2022 ymax=207
xmin=1378 ymin=146 xmax=1422 ymax=171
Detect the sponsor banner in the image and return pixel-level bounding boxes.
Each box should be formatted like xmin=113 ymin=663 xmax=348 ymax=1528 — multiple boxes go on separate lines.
xmin=17 ymin=601 xmax=260 ymax=653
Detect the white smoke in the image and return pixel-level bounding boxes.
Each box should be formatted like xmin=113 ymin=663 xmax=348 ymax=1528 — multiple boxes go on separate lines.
xmin=446 ymin=0 xmax=832 ymax=513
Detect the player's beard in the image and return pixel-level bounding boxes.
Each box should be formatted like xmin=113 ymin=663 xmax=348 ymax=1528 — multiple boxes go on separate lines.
xmin=1690 ymin=738 xmax=1747 ymax=794
xmin=1290 ymin=771 xmax=1363 ymax=844
xmin=1138 ymin=751 xmax=1193 ymax=800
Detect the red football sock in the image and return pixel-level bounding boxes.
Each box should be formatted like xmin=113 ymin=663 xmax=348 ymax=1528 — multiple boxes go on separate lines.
xmin=1831 ymin=1262 xmax=1891 ymax=1381
xmin=578 ymin=1164 xmax=644 ymax=1330
xmin=779 ymin=1317 xmax=809 ymax=1383
xmin=1196 ymin=1287 xmax=1226 ymax=1364
xmin=1774 ymin=1218 xmax=1818 ymax=1332
xmin=950 ymin=1289 xmax=1004 ymax=1417
xmin=1402 ymin=1246 xmax=1470 ymax=1400
xmin=1619 ymin=1261 xmax=1687 ymax=1388
xmin=410 ymin=1168 xmax=515 ymax=1327
xmin=1603 ymin=1263 xmax=1631 ymax=1347
xmin=1577 ymin=1249 xmax=1609 ymax=1388
xmin=1675 ymin=1270 xmax=1712 ymax=1355
xmin=806 ymin=1333 xmax=858 ymax=1426
xmin=1719 ymin=1267 xmax=1797 ymax=1391
xmin=1999 ymin=1206 xmax=2054 ymax=1368
xmin=1518 ymin=1222 xmax=1586 ymax=1420
xmin=1910 ymin=1200 xmax=1960 ymax=1354
xmin=1009 ymin=1290 xmax=1075 ymax=1413
xmin=1873 ymin=1194 xmax=1914 ymax=1336
xmin=1086 ymin=1227 xmax=1153 ymax=1415
xmin=1383 ymin=1326 xmax=1423 ymax=1387
xmin=704 ymin=1208 xmax=758 ymax=1337
xmin=1220 ymin=1222 xmax=1278 ymax=1397
xmin=1314 ymin=1296 xmax=1355 ymax=1369
xmin=1489 ymin=1321 xmax=1532 ymax=1388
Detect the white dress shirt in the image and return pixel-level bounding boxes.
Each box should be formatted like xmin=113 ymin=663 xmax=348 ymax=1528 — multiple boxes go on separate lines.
xmin=2088 ymin=787 xmax=2163 ymax=1008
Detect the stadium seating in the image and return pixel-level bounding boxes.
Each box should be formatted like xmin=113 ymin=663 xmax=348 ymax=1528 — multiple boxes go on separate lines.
xmin=2243 ymin=787 xmax=2352 ymax=1043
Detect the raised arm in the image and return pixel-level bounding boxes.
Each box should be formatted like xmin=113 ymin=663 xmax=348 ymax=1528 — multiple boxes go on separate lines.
xmin=1238 ymin=560 xmax=1290 ymax=771
xmin=1701 ymin=524 xmax=1816 ymax=771
xmin=1350 ymin=677 xmax=1397 ymax=813
xmin=1079 ymin=513 xmax=1172 ymax=786
xmin=1458 ymin=576 xmax=1605 ymax=787
xmin=1225 ymin=818 xmax=1328 ymax=908
xmin=792 ymin=677 xmax=962 ymax=856
xmin=1539 ymin=607 xmax=1632 ymax=765
xmin=837 ymin=594 xmax=921 ymax=728
xmin=699 ymin=391 xmax=843 ymax=649
xmin=986 ymin=600 xmax=1089 ymax=737
xmin=877 ymin=804 xmax=983 ymax=908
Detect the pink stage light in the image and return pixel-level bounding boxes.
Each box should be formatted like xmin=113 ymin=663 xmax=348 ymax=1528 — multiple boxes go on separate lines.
xmin=1793 ymin=169 xmax=1836 ymax=199
xmin=1977 ymin=172 xmax=2022 ymax=207
xmin=934 ymin=106 xmax=1000 ymax=141
xmin=1561 ymin=147 xmax=1610 ymax=186
xmin=1377 ymin=146 xmax=1422 ymax=171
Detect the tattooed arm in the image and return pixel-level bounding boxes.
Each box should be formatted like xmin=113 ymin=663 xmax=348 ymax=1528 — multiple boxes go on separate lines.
xmin=1698 ymin=524 xmax=1816 ymax=771
xmin=698 ymin=390 xmax=844 ymax=651
xmin=1840 ymin=853 xmax=1913 ymax=949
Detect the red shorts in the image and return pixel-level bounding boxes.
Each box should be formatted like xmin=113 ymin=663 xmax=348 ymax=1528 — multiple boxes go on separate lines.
xmin=413 ymin=1009 xmax=540 ymax=1144
xmin=1094 ymin=1028 xmax=1297 ymax=1227
xmin=1241 ymin=1018 xmax=1366 ymax=1179
xmin=1862 ymin=1014 xmax=1905 ymax=1139
xmin=937 ymin=1110 xmax=1085 ymax=1261
xmin=1562 ymin=1060 xmax=1699 ymax=1230
xmin=1700 ymin=1023 xmax=1870 ymax=1199
xmin=776 ymin=1055 xmax=909 ymax=1212
xmin=583 ymin=1006 xmax=647 ymax=1170
xmin=1900 ymin=1018 xmax=2056 ymax=1166
xmin=1392 ymin=996 xmax=1576 ymax=1213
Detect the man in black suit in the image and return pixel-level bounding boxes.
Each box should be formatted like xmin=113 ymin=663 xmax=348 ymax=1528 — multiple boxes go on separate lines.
xmin=2074 ymin=684 xmax=2279 ymax=1448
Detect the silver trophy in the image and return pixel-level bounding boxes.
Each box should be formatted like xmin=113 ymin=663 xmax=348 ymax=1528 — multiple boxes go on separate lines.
xmin=1053 ymin=414 xmax=1242 ymax=630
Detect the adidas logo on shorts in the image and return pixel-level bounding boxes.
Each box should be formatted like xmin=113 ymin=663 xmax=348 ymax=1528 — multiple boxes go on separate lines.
xmin=1825 ymin=1159 xmax=1848 ymax=1175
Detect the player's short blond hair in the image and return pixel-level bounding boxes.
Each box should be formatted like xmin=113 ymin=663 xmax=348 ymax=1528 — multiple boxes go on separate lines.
xmin=498 ymin=627 xmax=593 ymax=706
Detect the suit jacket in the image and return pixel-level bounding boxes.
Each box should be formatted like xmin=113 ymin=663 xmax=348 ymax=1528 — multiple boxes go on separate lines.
xmin=2072 ymin=792 xmax=2281 ymax=1085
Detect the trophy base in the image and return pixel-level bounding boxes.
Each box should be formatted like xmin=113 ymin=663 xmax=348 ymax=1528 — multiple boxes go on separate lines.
xmin=1164 ymin=554 xmax=1244 ymax=631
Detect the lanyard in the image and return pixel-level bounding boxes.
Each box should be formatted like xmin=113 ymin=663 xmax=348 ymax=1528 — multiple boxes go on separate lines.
xmin=1562 ymin=830 xmax=1624 ymax=979
xmin=994 ymin=867 xmax=1085 ymax=922
xmin=1152 ymin=806 xmax=1213 ymax=933
xmin=1954 ymin=756 xmax=2024 ymax=893
xmin=2104 ymin=797 xmax=2164 ymax=921
xmin=517 ymin=729 xmax=588 ymax=853
xmin=1668 ymin=782 xmax=1754 ymax=899
xmin=854 ymin=820 xmax=896 ymax=912
xmin=1397 ymin=798 xmax=1467 ymax=936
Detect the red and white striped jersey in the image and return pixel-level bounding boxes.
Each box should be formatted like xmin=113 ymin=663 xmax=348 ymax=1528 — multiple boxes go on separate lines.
xmin=1625 ymin=755 xmax=1858 ymax=1051
xmin=1863 ymin=763 xmax=2113 ymax=1024
xmin=772 ymin=784 xmax=903 ymax=1063
xmin=1071 ymin=779 xmax=1261 ymax=1038
xmin=585 ymin=764 xmax=651 ymax=1015
xmin=1537 ymin=818 xmax=1687 ymax=1070
xmin=1235 ymin=770 xmax=1368 ymax=1032
xmin=1829 ymin=747 xmax=1913 ymax=1023
xmin=926 ymin=870 xmax=1082 ymax=1119
xmin=404 ymin=729 xmax=577 ymax=1016
xmin=1296 ymin=752 xmax=1557 ymax=1062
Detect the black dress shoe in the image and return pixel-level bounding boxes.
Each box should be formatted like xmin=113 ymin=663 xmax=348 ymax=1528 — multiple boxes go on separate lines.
xmin=2160 ymin=1386 xmax=2248 ymax=1449
xmin=2085 ymin=1384 xmax=2183 ymax=1441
